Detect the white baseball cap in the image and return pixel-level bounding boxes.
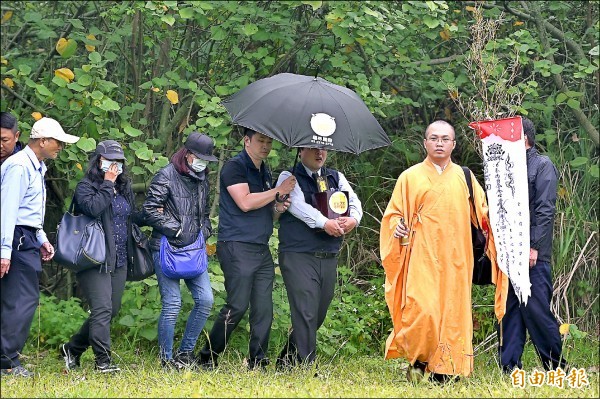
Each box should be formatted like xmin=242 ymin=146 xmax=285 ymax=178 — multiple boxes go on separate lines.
xmin=30 ymin=117 xmax=80 ymax=144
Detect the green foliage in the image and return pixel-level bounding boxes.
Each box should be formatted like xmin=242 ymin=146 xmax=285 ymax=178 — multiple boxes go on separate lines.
xmin=28 ymin=294 xmax=88 ymax=347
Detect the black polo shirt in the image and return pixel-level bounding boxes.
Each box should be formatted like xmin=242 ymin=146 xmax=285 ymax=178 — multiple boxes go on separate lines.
xmin=217 ymin=149 xmax=274 ymax=244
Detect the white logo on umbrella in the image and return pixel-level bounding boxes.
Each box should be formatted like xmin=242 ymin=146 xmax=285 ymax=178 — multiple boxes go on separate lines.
xmin=310 ymin=113 xmax=336 ymax=137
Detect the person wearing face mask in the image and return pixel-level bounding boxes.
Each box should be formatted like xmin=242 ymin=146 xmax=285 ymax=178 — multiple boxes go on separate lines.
xmin=61 ymin=140 xmax=142 ymax=373
xmin=142 ymin=132 xmax=217 ymax=370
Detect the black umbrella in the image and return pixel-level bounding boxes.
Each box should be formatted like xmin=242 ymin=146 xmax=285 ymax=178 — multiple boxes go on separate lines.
xmin=222 ymin=73 xmax=391 ymax=155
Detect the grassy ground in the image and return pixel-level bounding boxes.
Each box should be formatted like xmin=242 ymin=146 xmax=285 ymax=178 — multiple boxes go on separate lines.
xmin=1 ymin=337 xmax=598 ymax=398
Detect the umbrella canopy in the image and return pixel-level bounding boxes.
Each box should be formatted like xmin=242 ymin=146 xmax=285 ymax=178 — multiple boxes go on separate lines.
xmin=222 ymin=73 xmax=391 ymax=155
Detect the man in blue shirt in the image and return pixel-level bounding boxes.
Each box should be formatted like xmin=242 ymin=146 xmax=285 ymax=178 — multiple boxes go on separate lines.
xmin=1 ymin=117 xmax=79 ymax=377
xmin=198 ymin=129 xmax=295 ymax=371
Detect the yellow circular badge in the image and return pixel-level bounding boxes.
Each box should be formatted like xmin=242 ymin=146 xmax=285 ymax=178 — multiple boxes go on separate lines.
xmin=328 ymin=191 xmax=348 ymax=214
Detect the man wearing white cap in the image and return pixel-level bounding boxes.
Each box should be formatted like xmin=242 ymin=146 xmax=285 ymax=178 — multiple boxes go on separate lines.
xmin=1 ymin=117 xmax=79 ymax=377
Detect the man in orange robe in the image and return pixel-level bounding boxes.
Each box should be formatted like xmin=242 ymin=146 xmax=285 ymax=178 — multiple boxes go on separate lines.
xmin=380 ymin=120 xmax=508 ymax=382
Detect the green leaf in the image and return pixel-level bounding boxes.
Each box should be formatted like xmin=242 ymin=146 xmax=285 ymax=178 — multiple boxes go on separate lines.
xmin=243 ymin=23 xmax=259 ymax=36
xmin=549 ymin=64 xmax=564 ymax=74
xmin=135 ymin=147 xmax=153 ymax=160
xmin=82 ymin=64 xmax=92 ymax=72
xmin=118 ymin=315 xmax=135 ymax=327
xmin=123 ymin=125 xmax=143 ymax=137
xmin=215 ymin=85 xmax=229 ymax=96
xmin=210 ymin=26 xmax=227 ymax=41
xmin=99 ymin=98 xmax=120 ymax=111
xmin=77 ymin=74 xmax=92 ymax=86
xmin=179 ymin=7 xmax=195 ymax=19
xmin=555 ymin=93 xmax=568 ymax=103
xmin=139 ymin=328 xmax=157 ymax=341
xmin=36 ymin=84 xmax=52 ymax=96
xmin=441 ymin=71 xmax=455 ymax=83
xmin=422 ymin=16 xmax=440 ymax=29
xmin=589 ymin=45 xmax=599 ymax=56
xmin=161 ymin=15 xmax=175 ymax=26
xmin=52 ymin=76 xmax=67 ymax=88
xmin=589 ymin=164 xmax=599 ymax=178
xmin=263 ymin=56 xmax=275 ymax=66
xmin=67 ymin=18 xmax=84 ymax=30
xmin=89 ymin=52 xmax=102 ymax=64
xmin=18 ymin=64 xmax=32 ymax=75
xmin=206 ymin=116 xmax=223 ymax=127
xmin=131 ymin=166 xmax=145 ymax=175
xmin=569 ymin=157 xmax=588 ymax=168
xmin=67 ymin=82 xmax=85 ymax=92
xmin=301 ymin=1 xmax=322 ymax=11
xmin=76 ymin=137 xmax=97 ymax=152
xmin=566 ymin=98 xmax=580 ymax=109
xmin=91 ymin=90 xmax=104 ymax=100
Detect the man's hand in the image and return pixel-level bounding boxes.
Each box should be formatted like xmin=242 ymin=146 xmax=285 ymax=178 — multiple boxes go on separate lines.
xmin=274 ymin=198 xmax=291 ymax=213
xmin=323 ymin=219 xmax=344 ymax=237
xmin=529 ymin=248 xmax=538 ymax=268
xmin=338 ymin=216 xmax=357 ymax=234
xmin=393 ymin=218 xmax=409 ymax=239
xmin=1 ymin=258 xmax=10 ymax=278
xmin=41 ymin=241 xmax=55 ymax=262
xmin=277 ymin=175 xmax=297 ymax=196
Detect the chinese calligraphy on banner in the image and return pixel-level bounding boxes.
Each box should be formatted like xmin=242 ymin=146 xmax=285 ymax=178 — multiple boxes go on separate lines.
xmin=468 ymin=116 xmax=531 ymax=304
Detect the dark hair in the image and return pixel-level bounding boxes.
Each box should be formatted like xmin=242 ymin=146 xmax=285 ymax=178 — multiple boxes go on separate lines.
xmin=171 ymin=147 xmax=190 ymax=175
xmin=0 ymin=112 xmax=18 ymax=133
xmin=522 ymin=117 xmax=535 ymax=146
xmin=84 ymin=153 xmax=131 ymax=195
xmin=244 ymin=127 xmax=257 ymax=139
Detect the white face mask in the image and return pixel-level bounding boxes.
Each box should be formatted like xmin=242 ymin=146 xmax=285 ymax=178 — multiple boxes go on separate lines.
xmin=190 ymin=158 xmax=208 ymax=172
xmin=100 ymin=160 xmax=123 ymax=174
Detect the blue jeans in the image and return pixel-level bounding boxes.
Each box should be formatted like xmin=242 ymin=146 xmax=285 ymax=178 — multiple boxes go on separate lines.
xmin=153 ymin=250 xmax=213 ymax=360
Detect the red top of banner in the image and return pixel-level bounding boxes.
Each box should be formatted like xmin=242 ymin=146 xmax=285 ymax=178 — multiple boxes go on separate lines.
xmin=468 ymin=116 xmax=523 ymax=142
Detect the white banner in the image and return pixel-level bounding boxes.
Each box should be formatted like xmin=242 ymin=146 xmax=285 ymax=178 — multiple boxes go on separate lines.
xmin=470 ymin=117 xmax=531 ymax=304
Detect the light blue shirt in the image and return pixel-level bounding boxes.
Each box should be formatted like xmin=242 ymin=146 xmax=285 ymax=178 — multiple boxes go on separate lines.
xmin=1 ymin=145 xmax=48 ymax=259
xmin=276 ymin=165 xmax=363 ymax=229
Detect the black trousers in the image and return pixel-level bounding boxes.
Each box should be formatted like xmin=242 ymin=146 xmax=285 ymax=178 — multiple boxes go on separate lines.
xmin=277 ymin=251 xmax=337 ymax=365
xmin=200 ymin=241 xmax=274 ymax=363
xmin=498 ymin=261 xmax=567 ymax=371
xmin=67 ymin=265 xmax=127 ymax=365
xmin=0 ymin=226 xmax=41 ymax=369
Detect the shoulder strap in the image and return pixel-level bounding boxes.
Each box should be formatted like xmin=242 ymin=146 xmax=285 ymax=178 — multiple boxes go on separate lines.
xmin=462 ymin=166 xmax=481 ymax=229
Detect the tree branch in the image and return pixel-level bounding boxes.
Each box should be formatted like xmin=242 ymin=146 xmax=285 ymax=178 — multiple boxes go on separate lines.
xmin=1 ymin=83 xmax=38 ymax=109
xmin=528 ymin=2 xmax=599 ymax=146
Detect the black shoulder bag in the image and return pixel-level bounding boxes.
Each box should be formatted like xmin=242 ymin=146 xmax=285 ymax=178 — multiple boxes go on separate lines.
xmin=462 ymin=167 xmax=493 ymax=286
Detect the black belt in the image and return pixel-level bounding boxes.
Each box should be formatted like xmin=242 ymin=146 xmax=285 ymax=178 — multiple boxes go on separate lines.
xmin=313 ymin=252 xmax=338 ymax=259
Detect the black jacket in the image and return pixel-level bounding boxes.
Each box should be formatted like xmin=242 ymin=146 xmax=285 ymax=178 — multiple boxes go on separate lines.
xmin=73 ymin=177 xmax=139 ymax=273
xmin=143 ymin=163 xmax=211 ymax=251
xmin=527 ymin=147 xmax=558 ymax=262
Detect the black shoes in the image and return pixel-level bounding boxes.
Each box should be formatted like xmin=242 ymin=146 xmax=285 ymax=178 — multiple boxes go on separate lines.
xmin=173 ymin=351 xmax=198 ymax=369
xmin=60 ymin=343 xmax=81 ymax=371
xmin=248 ymin=357 xmax=270 ymax=371
xmin=95 ymin=362 xmax=121 ymax=373
xmin=0 ymin=365 xmax=34 ymax=377
xmin=198 ymin=352 xmax=218 ymax=371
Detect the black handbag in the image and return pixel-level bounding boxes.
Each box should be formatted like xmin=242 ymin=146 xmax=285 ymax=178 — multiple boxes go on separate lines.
xmin=462 ymin=167 xmax=493 ymax=286
xmin=55 ymin=197 xmax=106 ymax=273
xmin=127 ymin=223 xmax=155 ymax=281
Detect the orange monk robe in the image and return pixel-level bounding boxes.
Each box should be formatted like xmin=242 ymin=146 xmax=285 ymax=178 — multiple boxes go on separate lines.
xmin=379 ymin=160 xmax=509 ymax=377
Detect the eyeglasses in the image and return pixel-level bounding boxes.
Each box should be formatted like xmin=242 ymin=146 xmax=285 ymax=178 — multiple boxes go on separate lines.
xmin=426 ymin=137 xmax=454 ymax=144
